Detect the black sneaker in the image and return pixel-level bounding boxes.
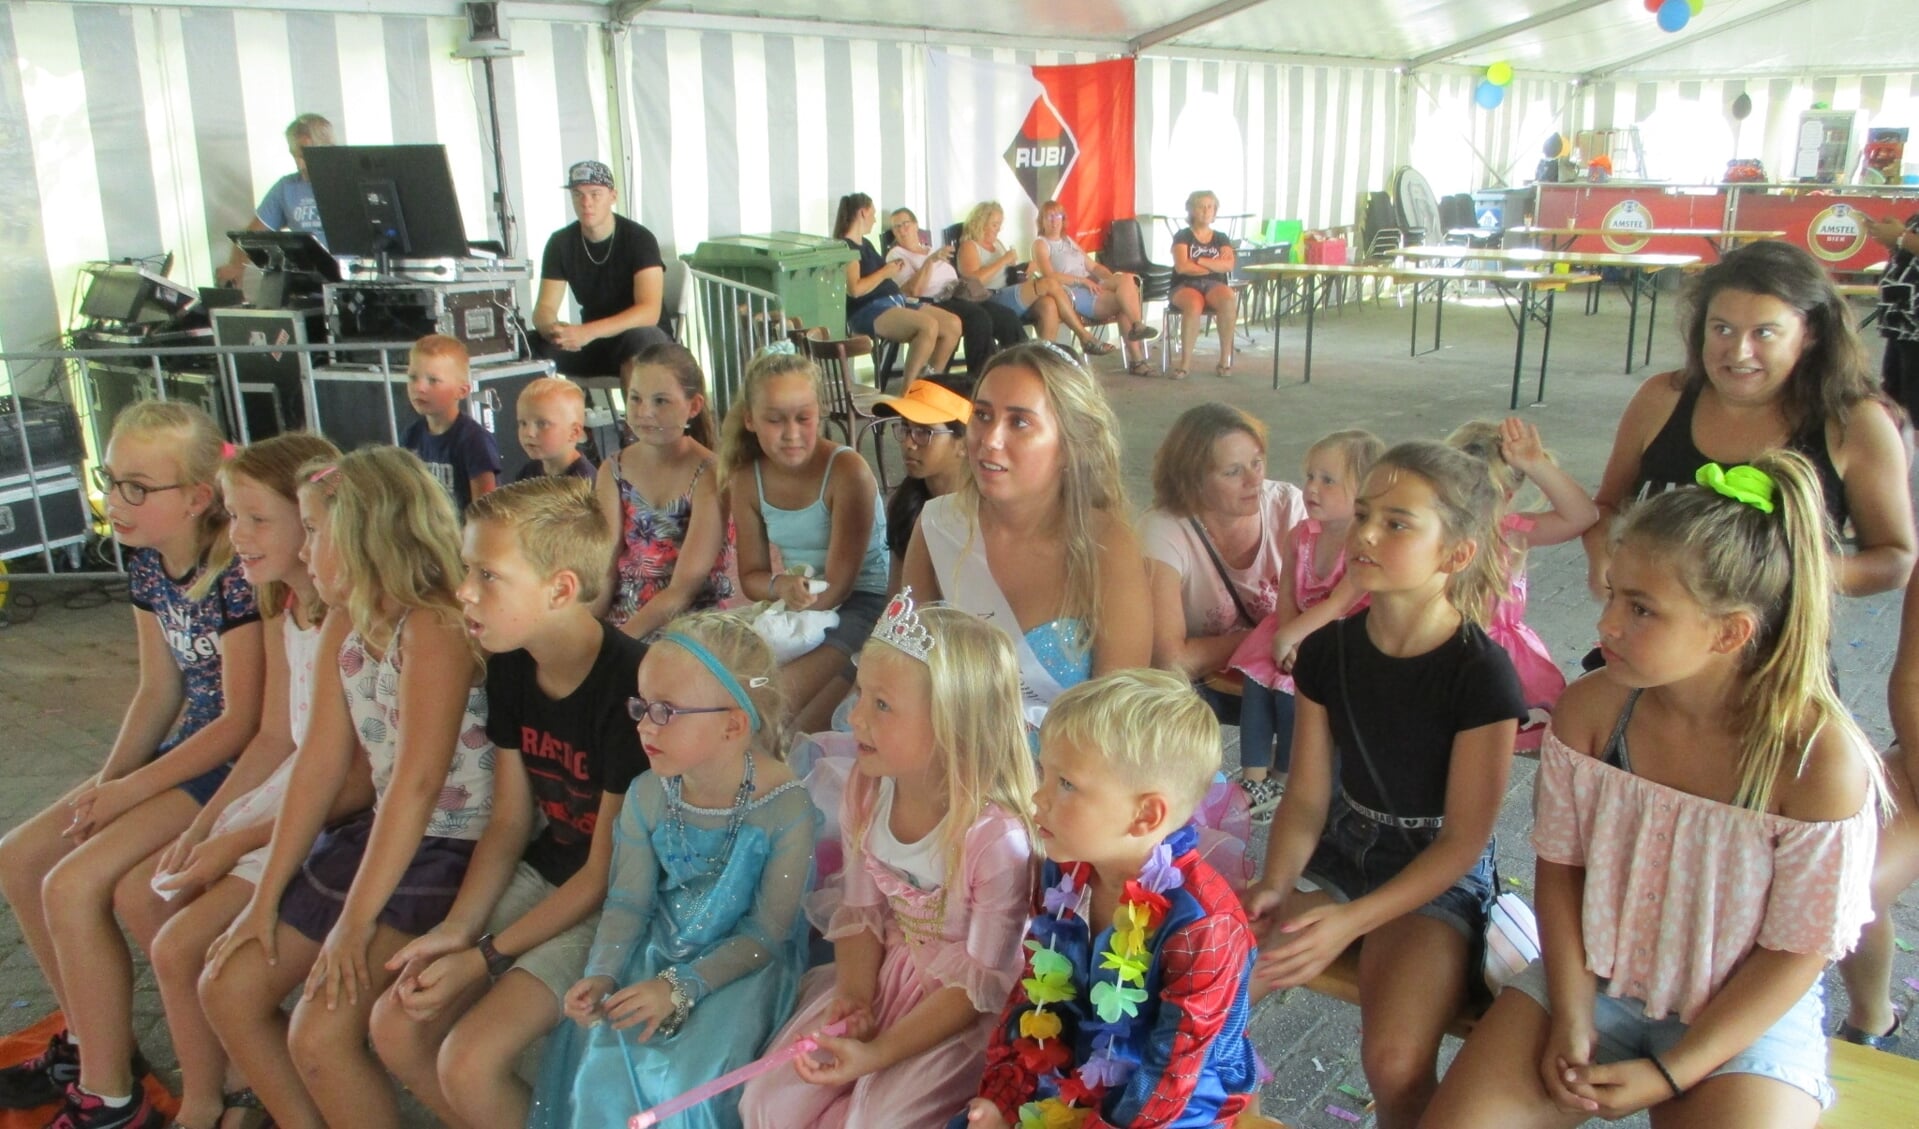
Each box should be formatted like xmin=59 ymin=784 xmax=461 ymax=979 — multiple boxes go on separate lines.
xmin=0 ymin=1030 xmax=77 ymax=1109
xmin=42 ymin=1084 xmax=163 ymax=1129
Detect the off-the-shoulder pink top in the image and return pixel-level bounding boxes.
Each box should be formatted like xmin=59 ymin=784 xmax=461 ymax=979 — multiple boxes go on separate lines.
xmin=1532 ymin=729 xmax=1876 ymax=1023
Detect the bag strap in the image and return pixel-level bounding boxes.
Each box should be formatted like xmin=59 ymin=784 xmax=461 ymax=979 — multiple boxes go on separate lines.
xmin=1335 ymin=618 xmax=1421 ymax=852
xmin=1188 ymin=517 xmax=1258 ymax=629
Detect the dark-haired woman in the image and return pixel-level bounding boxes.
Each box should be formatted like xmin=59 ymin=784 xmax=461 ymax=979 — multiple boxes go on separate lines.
xmin=1583 ymin=239 xmax=1913 ymax=603
xmin=834 ymin=193 xmax=961 ymax=381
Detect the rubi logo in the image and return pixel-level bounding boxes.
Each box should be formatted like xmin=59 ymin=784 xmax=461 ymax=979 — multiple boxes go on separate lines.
xmin=1004 ymin=95 xmax=1078 ymax=207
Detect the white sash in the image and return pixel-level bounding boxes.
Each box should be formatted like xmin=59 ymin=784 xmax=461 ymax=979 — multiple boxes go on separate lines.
xmin=920 ymin=496 xmax=1068 ymax=721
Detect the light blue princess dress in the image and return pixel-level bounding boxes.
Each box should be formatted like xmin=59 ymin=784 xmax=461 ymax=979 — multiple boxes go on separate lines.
xmin=530 ymin=763 xmax=819 ymax=1129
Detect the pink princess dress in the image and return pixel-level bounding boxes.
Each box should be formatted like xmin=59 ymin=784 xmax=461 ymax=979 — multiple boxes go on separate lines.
xmin=738 ymin=769 xmax=1035 ymax=1128
xmin=1488 ymin=514 xmax=1565 ymax=752
xmin=1229 ymin=518 xmax=1366 ymax=693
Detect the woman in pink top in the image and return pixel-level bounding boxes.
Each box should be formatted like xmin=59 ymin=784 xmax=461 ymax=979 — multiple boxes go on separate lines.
xmin=1426 ymin=450 xmax=1885 ymax=1129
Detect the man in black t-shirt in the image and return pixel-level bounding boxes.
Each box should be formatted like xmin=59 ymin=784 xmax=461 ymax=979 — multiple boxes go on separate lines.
xmin=531 ymin=160 xmax=671 ymax=377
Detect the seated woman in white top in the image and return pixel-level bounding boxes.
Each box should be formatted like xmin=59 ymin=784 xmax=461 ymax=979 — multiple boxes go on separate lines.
xmin=954 ymin=201 xmax=1113 ymax=357
xmin=1031 ymin=198 xmax=1157 ymax=375
xmin=885 ymin=207 xmax=1024 ymax=378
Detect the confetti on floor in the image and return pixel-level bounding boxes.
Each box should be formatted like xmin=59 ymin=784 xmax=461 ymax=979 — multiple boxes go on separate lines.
xmin=1325 ymin=1104 xmax=1363 ymax=1123
xmin=1336 ymin=1083 xmax=1372 ymax=1101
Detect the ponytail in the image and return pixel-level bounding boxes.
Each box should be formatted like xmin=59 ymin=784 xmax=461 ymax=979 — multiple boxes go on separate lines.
xmin=1614 ymin=450 xmax=1882 ymax=814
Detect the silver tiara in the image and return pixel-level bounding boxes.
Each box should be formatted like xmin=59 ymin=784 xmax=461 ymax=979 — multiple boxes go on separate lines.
xmin=872 ymin=587 xmax=936 ymax=663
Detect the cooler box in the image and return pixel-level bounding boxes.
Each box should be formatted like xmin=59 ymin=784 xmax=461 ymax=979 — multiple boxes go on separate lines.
xmin=685 ymin=233 xmax=858 ymax=338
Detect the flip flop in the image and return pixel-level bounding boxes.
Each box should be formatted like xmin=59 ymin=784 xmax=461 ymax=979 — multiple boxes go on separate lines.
xmin=1170 ymin=366 xmax=1189 ymax=381
xmin=1215 ymin=356 xmax=1235 ymax=376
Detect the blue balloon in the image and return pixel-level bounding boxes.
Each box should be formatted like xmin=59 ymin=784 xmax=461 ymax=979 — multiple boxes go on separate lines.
xmin=1475 ymin=80 xmax=1505 ymax=110
xmin=1657 ymin=0 xmax=1691 ymax=32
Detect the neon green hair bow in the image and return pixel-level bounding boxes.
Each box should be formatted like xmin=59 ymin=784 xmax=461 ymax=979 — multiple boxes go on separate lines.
xmin=1695 ymin=462 xmax=1774 ymax=514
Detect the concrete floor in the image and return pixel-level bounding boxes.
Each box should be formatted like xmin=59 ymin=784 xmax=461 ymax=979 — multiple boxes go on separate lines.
xmin=1 ymin=278 xmax=1913 ymax=1128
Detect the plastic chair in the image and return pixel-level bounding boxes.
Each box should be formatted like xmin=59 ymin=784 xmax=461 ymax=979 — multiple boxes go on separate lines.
xmin=791 ymin=327 xmax=892 ymax=492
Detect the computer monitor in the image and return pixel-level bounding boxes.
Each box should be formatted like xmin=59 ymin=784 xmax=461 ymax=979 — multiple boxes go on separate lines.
xmin=304 ymin=144 xmax=471 ymax=259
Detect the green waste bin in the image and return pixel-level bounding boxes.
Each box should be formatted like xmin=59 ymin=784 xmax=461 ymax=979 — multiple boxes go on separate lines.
xmin=684 ymin=232 xmax=859 ymax=338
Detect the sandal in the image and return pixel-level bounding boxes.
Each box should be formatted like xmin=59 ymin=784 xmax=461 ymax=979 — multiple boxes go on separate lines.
xmin=220 ymin=1088 xmax=274 ymax=1129
xmin=1127 ymin=358 xmax=1153 ymax=377
xmin=1126 ymin=324 xmax=1159 ymax=342
xmin=1170 ymin=366 xmax=1189 ymax=381
xmin=1215 ymin=356 xmax=1235 ymax=376
xmin=1081 ymin=338 xmax=1117 ymax=357
xmin=1837 ymin=1006 xmax=1905 ymax=1050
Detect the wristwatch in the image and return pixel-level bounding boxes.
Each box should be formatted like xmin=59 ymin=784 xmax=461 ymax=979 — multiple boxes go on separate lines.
xmin=475 ymin=932 xmax=514 ymax=979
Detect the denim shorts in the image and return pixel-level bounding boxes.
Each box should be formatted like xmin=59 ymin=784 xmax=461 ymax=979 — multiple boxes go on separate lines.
xmin=1302 ymin=792 xmax=1494 ymax=939
xmin=988 ymin=286 xmax=1031 ymax=317
xmin=848 ymin=294 xmax=908 ymax=337
xmin=1067 ymin=285 xmax=1098 ymax=319
xmin=1506 ymin=960 xmax=1835 ymax=1108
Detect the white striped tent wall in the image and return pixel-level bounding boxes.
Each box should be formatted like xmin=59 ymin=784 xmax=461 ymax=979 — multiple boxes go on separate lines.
xmin=1578 ymin=73 xmax=1919 ymax=185
xmin=1135 ymin=55 xmax=1398 ymax=243
xmin=1408 ymin=71 xmax=1575 ymax=199
xmin=1 ymin=3 xmax=1608 ymax=377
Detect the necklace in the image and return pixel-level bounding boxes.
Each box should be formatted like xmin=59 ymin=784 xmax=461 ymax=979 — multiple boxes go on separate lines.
xmin=581 ymin=224 xmax=613 ymax=267
xmin=662 ymin=747 xmax=757 ymax=865
xmin=1007 ymin=825 xmax=1195 ymax=1122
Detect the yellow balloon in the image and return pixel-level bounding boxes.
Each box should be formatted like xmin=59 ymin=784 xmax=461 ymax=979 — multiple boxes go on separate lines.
xmin=1557 ymin=134 xmax=1572 ymax=158
xmin=1488 ymin=61 xmax=1514 ymax=86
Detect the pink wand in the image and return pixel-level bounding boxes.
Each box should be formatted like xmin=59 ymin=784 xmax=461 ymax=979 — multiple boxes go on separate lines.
xmin=627 ymin=1019 xmax=851 ymax=1129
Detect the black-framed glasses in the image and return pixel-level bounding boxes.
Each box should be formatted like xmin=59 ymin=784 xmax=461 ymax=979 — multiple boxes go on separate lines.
xmin=627 ymin=696 xmax=733 ymax=726
xmin=896 ymin=422 xmax=960 ymax=446
xmin=91 ymin=466 xmax=184 ymax=507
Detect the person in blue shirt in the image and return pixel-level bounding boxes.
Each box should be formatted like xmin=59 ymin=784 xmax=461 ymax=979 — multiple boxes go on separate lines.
xmin=215 ymin=113 xmax=332 ymax=287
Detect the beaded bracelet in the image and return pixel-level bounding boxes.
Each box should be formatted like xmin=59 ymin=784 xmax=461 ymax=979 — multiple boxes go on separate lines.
xmin=654 ymin=966 xmax=693 ymax=1037
xmin=1648 ymin=1051 xmax=1685 ymax=1099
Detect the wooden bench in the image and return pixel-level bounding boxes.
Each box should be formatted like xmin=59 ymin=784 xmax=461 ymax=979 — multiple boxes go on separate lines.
xmin=1297 ymin=951 xmax=1915 ymax=1125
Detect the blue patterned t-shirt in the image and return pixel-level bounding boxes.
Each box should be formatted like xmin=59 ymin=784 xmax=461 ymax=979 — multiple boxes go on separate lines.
xmin=125 ymin=547 xmax=260 ymax=750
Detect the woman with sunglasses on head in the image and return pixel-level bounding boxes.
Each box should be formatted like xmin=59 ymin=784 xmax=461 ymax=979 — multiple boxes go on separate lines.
xmin=885 ymin=208 xmax=1024 ymax=378
xmin=1031 ymin=199 xmax=1157 ymax=375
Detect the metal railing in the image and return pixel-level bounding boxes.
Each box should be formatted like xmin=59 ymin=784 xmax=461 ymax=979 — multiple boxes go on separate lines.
xmin=676 ymin=268 xmax=787 ymax=421
xmin=1 ymin=339 xmax=419 ymax=581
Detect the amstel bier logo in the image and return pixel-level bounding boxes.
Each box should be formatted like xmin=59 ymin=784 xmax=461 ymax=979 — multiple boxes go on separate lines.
xmin=1600 ymin=200 xmax=1653 ymax=253
xmin=1004 ymin=94 xmax=1078 ymax=208
xmin=1806 ymin=204 xmax=1868 ymax=263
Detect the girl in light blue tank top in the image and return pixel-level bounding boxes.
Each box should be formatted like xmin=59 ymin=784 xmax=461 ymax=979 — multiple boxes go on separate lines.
xmin=723 ymin=349 xmax=891 ymax=730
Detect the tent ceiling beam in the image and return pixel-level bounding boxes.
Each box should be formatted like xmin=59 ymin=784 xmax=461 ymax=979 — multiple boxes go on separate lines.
xmin=1406 ymin=0 xmax=1616 ymax=69
xmin=612 ymin=0 xmax=664 ymax=24
xmin=1585 ymin=0 xmax=1816 ymax=79
xmin=1129 ymin=0 xmax=1272 ymax=56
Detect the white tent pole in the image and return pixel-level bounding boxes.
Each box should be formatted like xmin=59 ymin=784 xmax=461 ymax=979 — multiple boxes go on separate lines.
xmin=1406 ymin=0 xmax=1615 ymax=70
xmin=1586 ymin=0 xmax=1817 ymax=80
xmin=603 ymin=20 xmax=632 ymax=202
xmin=1128 ymin=0 xmax=1271 ymax=56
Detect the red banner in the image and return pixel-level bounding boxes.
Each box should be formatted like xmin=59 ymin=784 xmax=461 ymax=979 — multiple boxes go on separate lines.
xmin=1028 ymin=59 xmax=1134 ymax=252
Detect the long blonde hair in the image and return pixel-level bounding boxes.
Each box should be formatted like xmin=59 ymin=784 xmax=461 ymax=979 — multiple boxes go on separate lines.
xmin=1614 ymin=449 xmax=1885 ymax=815
xmin=222 ymin=432 xmax=340 ymax=622
xmin=1444 ymin=418 xmax=1545 ymax=574
xmin=1365 ymin=441 xmax=1508 ymax=629
xmin=860 ymin=604 xmax=1037 ymax=880
xmin=109 ymin=401 xmax=234 ymax=600
xmin=717 ymin=350 xmax=822 ymax=484
xmin=295 ymin=446 xmax=469 ymax=658
xmin=960 ymin=343 xmax=1128 ymax=648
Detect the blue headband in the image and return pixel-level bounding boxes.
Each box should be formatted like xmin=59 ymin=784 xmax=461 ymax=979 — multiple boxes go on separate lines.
xmin=660 ymin=632 xmax=763 ymax=733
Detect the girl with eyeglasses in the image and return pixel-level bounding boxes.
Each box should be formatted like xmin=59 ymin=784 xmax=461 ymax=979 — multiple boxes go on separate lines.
xmin=874 ymin=379 xmax=973 ymax=594
xmin=537 ymin=611 xmax=817 ymax=1129
xmin=0 ymin=402 xmax=265 ymax=1129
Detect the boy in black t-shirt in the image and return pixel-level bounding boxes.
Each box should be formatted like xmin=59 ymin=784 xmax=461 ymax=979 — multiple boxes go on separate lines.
xmin=399 ymin=333 xmax=501 ymax=511
xmin=369 ymin=476 xmax=643 ymax=1129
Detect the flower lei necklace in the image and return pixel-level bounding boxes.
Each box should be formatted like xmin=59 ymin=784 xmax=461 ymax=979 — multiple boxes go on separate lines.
xmin=1008 ymin=826 xmax=1194 ymax=1128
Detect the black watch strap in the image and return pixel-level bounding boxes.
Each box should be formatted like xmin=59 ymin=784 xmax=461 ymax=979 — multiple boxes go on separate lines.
xmin=476 ymin=933 xmax=513 ymax=979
